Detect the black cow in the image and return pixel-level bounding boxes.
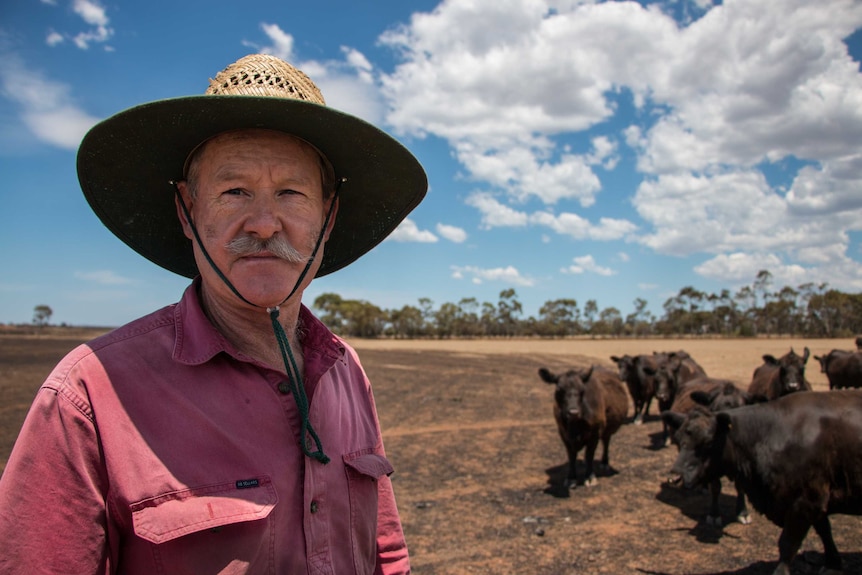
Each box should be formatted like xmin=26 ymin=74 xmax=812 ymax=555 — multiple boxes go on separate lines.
xmin=814 ymin=349 xmax=862 ymax=390
xmin=666 ymin=390 xmax=862 ymax=575
xmin=538 ymin=365 xmax=628 ymax=489
xmin=663 ymin=377 xmax=761 ymax=526
xmin=747 ymin=347 xmax=811 ymax=400
xmin=610 ymin=354 xmax=659 ymax=425
xmin=655 ymin=350 xmax=707 ymax=402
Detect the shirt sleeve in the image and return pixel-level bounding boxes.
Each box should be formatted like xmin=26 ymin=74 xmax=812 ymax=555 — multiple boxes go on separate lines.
xmin=0 ymin=374 xmax=111 ymax=575
xmin=374 ymin=472 xmax=411 ymax=575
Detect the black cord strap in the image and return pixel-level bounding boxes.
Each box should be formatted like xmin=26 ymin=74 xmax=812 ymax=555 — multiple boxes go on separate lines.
xmin=173 ymin=179 xmax=343 ymax=464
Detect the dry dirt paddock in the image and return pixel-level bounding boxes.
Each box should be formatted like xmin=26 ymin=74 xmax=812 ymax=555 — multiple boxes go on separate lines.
xmin=2 ymin=334 xmax=860 ymax=575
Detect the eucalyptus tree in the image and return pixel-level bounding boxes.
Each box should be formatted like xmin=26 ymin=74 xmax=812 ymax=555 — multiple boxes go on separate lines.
xmin=313 ymin=293 xmax=346 ymax=333
xmin=456 ymin=297 xmax=482 ymax=337
xmin=496 ymin=289 xmax=523 ymax=337
xmin=582 ymin=299 xmax=598 ymax=334
xmin=389 ymin=304 xmax=426 ymax=338
xmin=480 ymin=302 xmax=497 ymax=336
xmin=339 ymin=299 xmax=385 ymax=338
xmin=32 ymin=305 xmax=53 ymax=327
xmin=595 ymin=306 xmax=623 ymax=336
xmin=624 ymin=298 xmax=653 ymax=337
xmin=434 ymin=302 xmax=459 ymax=338
xmin=537 ymin=298 xmax=579 ymax=337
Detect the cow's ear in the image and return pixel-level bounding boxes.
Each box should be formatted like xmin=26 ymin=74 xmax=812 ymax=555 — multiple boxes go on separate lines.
xmin=716 ymin=412 xmax=732 ymax=432
xmin=610 ymin=355 xmax=620 ymax=363
xmin=691 ymin=390 xmax=713 ymax=406
xmin=538 ymin=368 xmax=558 ymax=384
xmin=802 ymin=347 xmax=810 ymax=362
xmin=661 ymin=411 xmax=685 ymax=430
xmin=763 ymin=354 xmax=778 ymax=365
xmin=582 ymin=366 xmax=594 ymax=381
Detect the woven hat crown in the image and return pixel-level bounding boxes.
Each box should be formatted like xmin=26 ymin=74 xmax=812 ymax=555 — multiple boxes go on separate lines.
xmin=206 ymin=54 xmax=325 ymax=105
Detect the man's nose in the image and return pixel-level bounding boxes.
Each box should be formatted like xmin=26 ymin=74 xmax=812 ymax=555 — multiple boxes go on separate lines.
xmin=243 ymin=198 xmax=283 ymax=237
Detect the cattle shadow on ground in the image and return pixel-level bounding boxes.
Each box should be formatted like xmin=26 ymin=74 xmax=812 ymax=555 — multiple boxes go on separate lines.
xmin=636 ymin=551 xmax=862 ymax=575
xmin=646 ymin=429 xmax=671 ymax=450
xmin=654 ymin=482 xmax=748 ymax=544
xmin=634 ymin=561 xmax=775 ymax=575
xmin=542 ymin=461 xmax=619 ymax=498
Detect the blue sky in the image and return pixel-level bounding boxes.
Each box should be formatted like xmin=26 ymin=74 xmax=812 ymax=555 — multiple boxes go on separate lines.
xmin=1 ymin=0 xmax=862 ymax=327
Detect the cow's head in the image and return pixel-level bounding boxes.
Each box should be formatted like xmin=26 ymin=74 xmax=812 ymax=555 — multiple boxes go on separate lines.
xmin=763 ymin=346 xmax=810 ymax=395
xmin=690 ymin=382 xmax=753 ymax=412
xmin=539 ymin=366 xmax=590 ymax=424
xmin=636 ymin=355 xmax=659 ymax=393
xmin=814 ymin=353 xmax=829 ymax=373
xmin=654 ymin=353 xmax=677 ymax=402
xmin=610 ymin=355 xmax=634 ymax=382
xmin=662 ymin=408 xmax=728 ymax=488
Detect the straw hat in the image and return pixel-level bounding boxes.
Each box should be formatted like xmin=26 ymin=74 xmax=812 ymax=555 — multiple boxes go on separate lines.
xmin=77 ymin=54 xmax=428 ymax=278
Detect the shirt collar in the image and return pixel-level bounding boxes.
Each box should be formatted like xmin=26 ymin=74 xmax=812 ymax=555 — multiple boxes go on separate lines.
xmin=173 ymin=278 xmax=345 ymax=368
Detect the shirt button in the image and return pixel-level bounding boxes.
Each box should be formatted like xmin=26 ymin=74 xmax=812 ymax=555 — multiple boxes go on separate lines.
xmin=310 ymin=501 xmax=319 ymax=514
xmin=278 ymin=382 xmax=291 ymax=394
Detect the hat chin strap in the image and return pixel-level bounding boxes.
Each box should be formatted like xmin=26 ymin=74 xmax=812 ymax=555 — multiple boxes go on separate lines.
xmin=173 ymin=179 xmax=344 ymax=464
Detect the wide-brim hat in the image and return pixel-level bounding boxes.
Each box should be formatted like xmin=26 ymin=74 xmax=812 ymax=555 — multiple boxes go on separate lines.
xmin=77 ymin=54 xmax=428 ymax=279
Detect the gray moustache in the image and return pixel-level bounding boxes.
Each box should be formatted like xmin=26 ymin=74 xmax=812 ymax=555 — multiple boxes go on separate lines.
xmin=225 ymin=235 xmax=310 ymax=264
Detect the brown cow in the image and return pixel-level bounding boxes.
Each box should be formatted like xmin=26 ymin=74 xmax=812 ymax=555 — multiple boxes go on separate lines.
xmin=538 ymin=365 xmax=628 ymax=489
xmin=747 ymin=347 xmax=811 ymax=400
xmin=814 ymin=349 xmax=862 ymax=390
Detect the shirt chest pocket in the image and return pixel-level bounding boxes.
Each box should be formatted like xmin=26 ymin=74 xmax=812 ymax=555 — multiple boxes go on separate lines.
xmin=129 ymin=477 xmax=278 ymax=575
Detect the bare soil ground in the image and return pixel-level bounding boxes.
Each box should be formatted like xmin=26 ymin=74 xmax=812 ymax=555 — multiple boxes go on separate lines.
xmin=2 ymin=332 xmax=860 ymax=574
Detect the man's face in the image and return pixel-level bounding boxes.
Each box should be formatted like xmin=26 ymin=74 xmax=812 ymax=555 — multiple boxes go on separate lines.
xmin=177 ymin=129 xmax=336 ymax=309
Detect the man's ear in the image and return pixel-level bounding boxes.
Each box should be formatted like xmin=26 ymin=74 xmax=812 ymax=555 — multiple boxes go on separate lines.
xmin=323 ymin=196 xmax=339 ymax=242
xmin=174 ymin=181 xmax=195 ymax=241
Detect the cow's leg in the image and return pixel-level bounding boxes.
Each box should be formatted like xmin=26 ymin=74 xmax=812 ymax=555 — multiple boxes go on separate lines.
xmin=583 ymin=440 xmax=598 ymax=487
xmin=600 ymin=436 xmax=611 ymax=467
xmin=812 ymin=516 xmax=842 ymax=573
xmin=633 ymin=400 xmax=644 ymax=425
xmin=659 ymin=399 xmax=674 ymax=447
xmin=563 ymin=439 xmax=579 ymax=489
xmin=642 ymin=396 xmax=653 ymax=420
xmin=774 ymin=516 xmax=811 ymax=575
xmin=706 ymin=477 xmax=723 ymax=526
xmin=734 ymin=480 xmax=750 ymax=525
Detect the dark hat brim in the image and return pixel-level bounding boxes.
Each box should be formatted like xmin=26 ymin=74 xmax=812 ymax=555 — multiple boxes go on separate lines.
xmin=77 ymin=95 xmax=428 ymax=278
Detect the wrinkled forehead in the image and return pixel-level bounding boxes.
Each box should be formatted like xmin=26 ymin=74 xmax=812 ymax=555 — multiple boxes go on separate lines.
xmin=184 ymin=128 xmax=335 ymax=189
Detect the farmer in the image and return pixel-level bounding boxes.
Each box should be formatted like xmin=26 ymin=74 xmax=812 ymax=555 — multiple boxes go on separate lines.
xmin=0 ymin=54 xmax=427 ymax=574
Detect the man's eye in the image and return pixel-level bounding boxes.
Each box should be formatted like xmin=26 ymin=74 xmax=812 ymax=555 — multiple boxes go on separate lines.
xmin=223 ymin=188 xmax=244 ymax=196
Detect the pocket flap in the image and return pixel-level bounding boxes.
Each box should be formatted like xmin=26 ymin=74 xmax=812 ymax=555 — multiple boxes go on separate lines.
xmin=131 ymin=477 xmax=277 ymax=544
xmin=343 ymin=452 xmax=394 ymax=479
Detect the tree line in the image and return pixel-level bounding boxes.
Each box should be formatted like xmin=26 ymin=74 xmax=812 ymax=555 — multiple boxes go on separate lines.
xmin=313 ymin=270 xmax=862 ymax=339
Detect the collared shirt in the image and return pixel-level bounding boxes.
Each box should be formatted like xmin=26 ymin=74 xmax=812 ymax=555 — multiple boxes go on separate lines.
xmin=0 ymin=281 xmax=410 ymax=575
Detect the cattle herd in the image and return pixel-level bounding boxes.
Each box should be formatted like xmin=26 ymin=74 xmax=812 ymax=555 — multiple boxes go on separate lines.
xmin=538 ymin=341 xmax=862 ymax=575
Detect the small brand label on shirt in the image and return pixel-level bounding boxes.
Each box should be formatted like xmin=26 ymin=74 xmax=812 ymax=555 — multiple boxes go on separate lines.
xmin=236 ymin=478 xmax=260 ymax=489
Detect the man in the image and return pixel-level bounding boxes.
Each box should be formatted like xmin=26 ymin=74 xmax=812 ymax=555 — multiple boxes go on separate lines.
xmin=0 ymin=54 xmax=427 ymax=574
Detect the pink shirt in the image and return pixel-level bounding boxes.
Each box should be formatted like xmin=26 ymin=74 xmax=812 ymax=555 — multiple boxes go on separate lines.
xmin=0 ymin=281 xmax=410 ymax=575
